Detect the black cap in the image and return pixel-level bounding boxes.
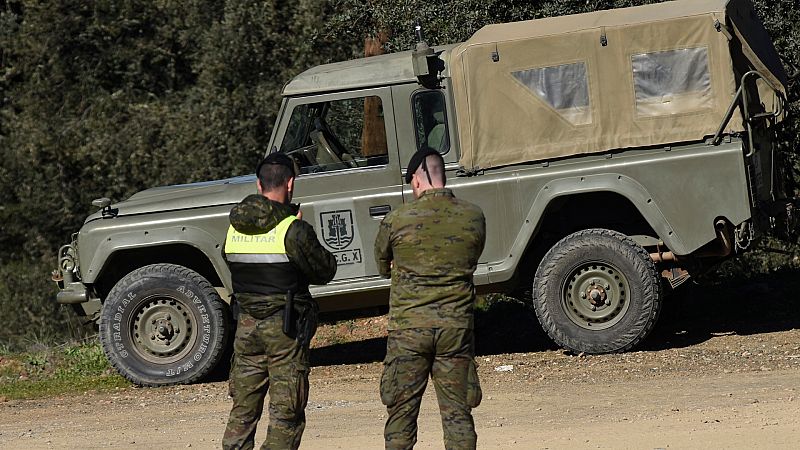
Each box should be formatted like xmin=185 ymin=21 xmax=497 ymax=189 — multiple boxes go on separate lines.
xmin=256 ymin=153 xmax=296 ymax=177
xmin=405 ymin=147 xmax=441 ymax=184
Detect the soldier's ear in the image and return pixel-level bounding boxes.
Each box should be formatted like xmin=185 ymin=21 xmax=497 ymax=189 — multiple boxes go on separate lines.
xmin=256 ymin=178 xmax=264 ymax=194
xmin=287 ymin=176 xmax=295 ymax=193
xmin=411 ymin=172 xmax=421 ymax=189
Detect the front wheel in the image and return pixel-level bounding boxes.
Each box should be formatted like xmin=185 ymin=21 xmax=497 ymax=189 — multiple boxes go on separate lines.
xmin=532 ymin=229 xmax=662 ymax=354
xmin=99 ymin=264 xmax=232 ymax=386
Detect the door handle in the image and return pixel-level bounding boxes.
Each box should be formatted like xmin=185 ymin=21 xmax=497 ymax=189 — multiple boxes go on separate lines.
xmin=369 ymin=205 xmax=391 ymax=217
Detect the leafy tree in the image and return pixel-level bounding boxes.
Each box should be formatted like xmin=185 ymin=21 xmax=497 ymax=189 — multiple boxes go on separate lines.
xmin=0 ymin=0 xmax=356 ymax=349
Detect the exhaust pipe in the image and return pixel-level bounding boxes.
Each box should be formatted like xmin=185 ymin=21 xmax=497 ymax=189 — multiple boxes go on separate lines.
xmin=650 ymin=219 xmax=733 ymax=263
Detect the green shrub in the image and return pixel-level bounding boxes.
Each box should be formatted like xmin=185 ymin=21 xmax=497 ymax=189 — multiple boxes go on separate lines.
xmin=0 ymin=258 xmax=91 ymax=352
xmin=0 ymin=340 xmax=129 ymax=400
xmin=712 ymin=239 xmax=800 ymax=280
xmin=57 ymin=343 xmax=110 ymax=378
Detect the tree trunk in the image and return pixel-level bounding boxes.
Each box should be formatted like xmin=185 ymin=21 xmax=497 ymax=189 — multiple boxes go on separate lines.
xmin=361 ymin=31 xmax=389 ymax=157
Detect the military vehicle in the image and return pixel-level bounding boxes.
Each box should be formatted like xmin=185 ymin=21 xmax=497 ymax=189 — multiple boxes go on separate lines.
xmin=53 ymin=0 xmax=796 ymax=386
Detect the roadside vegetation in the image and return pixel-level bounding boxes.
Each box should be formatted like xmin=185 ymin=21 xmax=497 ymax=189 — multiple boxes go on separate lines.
xmin=0 ymin=339 xmax=129 ymax=401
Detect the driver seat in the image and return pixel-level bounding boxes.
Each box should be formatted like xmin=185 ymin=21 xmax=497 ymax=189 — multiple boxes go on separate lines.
xmin=426 ymin=111 xmax=448 ymax=152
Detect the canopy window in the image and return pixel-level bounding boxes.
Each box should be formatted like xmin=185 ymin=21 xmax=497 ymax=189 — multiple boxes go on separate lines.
xmin=512 ymin=62 xmax=592 ymax=126
xmin=632 ymin=47 xmax=713 ymax=118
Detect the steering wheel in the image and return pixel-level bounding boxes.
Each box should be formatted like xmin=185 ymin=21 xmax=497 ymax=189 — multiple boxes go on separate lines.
xmin=310 ymin=129 xmax=342 ymax=166
xmin=284 ymin=147 xmax=314 ymax=173
xmin=312 ymin=118 xmax=358 ymax=168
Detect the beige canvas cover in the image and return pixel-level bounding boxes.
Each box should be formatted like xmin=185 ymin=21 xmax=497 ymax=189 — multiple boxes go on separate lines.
xmin=451 ymin=0 xmax=787 ymax=170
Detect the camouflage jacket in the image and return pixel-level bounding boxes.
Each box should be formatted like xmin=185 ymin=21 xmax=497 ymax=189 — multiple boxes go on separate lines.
xmin=374 ymin=188 xmax=486 ymax=330
xmin=226 ymin=194 xmax=337 ymax=317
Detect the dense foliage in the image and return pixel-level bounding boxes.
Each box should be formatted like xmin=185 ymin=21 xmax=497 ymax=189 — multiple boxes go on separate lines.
xmin=0 ymin=0 xmax=797 ymax=349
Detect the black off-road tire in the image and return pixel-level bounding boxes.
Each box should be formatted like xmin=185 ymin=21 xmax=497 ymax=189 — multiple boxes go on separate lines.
xmin=99 ymin=264 xmax=232 ymax=386
xmin=532 ymin=228 xmax=662 ymax=354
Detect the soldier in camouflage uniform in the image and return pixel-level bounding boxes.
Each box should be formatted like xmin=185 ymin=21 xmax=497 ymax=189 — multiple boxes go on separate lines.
xmin=374 ymin=148 xmax=486 ymax=450
xmin=223 ymin=153 xmax=337 ymax=450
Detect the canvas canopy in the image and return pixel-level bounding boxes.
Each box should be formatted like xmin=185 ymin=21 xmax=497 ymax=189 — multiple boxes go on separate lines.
xmin=450 ymin=0 xmax=788 ymax=170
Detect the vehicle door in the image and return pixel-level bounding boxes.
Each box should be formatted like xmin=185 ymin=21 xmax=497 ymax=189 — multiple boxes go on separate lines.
xmin=272 ymin=87 xmax=403 ymax=282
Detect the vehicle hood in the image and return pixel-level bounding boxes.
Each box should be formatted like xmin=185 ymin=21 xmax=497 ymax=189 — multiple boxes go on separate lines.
xmin=85 ymin=175 xmax=257 ymax=222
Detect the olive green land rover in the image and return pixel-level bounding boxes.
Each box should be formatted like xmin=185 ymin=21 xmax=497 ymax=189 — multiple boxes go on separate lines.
xmin=53 ymin=0 xmax=797 ymax=386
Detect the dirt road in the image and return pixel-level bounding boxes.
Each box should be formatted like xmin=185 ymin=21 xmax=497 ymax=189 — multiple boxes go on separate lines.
xmin=2 ymin=329 xmax=799 ymax=449
xmin=2 ymin=275 xmax=800 ymax=449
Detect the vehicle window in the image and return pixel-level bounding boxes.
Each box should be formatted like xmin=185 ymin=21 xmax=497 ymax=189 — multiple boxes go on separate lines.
xmin=512 ymin=62 xmax=592 ymax=126
xmin=412 ymin=90 xmax=450 ymax=154
xmin=279 ymin=96 xmax=389 ymax=174
xmin=632 ymin=47 xmax=712 ymax=118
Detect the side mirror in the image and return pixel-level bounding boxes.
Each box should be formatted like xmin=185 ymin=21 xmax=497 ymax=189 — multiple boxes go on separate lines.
xmin=92 ymin=197 xmax=118 ymax=218
xmin=92 ymin=197 xmax=111 ymax=208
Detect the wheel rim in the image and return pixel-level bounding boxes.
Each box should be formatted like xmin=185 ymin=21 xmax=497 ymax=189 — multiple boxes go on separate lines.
xmin=562 ymin=261 xmax=631 ymax=331
xmin=130 ymin=294 xmax=197 ymax=364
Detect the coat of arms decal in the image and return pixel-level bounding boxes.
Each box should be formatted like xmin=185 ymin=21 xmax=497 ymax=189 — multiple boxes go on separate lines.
xmin=320 ymin=210 xmax=355 ymax=250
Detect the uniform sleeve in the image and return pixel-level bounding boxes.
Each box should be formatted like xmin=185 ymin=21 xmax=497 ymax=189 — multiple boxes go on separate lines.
xmin=285 ymin=220 xmax=338 ymax=285
xmin=476 ymin=209 xmax=487 ymax=257
xmin=374 ymin=214 xmax=393 ymax=278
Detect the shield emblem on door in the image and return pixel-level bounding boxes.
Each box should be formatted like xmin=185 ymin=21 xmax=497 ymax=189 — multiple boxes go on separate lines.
xmin=320 ymin=210 xmax=355 ymax=250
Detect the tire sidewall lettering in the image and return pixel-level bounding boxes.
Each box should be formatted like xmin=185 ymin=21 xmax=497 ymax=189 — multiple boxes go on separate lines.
xmin=110 ymin=292 xmax=136 ymax=359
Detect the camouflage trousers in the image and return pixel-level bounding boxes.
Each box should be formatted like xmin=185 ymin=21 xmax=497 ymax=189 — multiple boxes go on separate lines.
xmin=223 ymin=312 xmax=311 ymax=450
xmin=380 ymin=328 xmax=482 ymax=450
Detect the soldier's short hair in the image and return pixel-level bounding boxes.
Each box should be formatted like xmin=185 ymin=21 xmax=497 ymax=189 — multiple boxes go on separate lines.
xmin=256 ymin=153 xmax=295 ymax=190
xmin=421 ymin=153 xmax=445 ymax=185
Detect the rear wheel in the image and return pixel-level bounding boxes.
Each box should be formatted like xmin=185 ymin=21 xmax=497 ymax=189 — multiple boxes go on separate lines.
xmin=532 ymin=228 xmax=662 ymax=354
xmin=99 ymin=264 xmax=232 ymax=386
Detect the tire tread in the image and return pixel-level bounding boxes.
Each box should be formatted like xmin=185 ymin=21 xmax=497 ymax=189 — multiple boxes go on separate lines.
xmin=532 ymin=228 xmax=662 ymax=354
xmin=98 ymin=263 xmax=230 ymax=387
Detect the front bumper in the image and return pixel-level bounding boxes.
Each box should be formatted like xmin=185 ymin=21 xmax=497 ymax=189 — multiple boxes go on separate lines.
xmin=55 ymin=282 xmax=89 ymax=304
xmin=52 ymin=242 xmax=85 ymax=303
xmin=52 ymin=241 xmax=100 ymax=318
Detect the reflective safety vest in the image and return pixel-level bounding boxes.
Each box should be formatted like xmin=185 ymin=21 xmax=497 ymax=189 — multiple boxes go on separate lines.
xmin=225 ymin=215 xmax=303 ymax=296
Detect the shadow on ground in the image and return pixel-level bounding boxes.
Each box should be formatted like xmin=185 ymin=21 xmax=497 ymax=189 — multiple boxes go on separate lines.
xmin=312 ymin=337 xmax=387 ymax=367
xmin=310 ymin=296 xmax=555 ymax=367
xmin=642 ymin=267 xmax=800 ymax=351
xmin=474 ymin=297 xmax=558 ymax=356
xmin=311 ymin=296 xmax=557 ymax=367
xmin=309 ymin=268 xmax=800 ymax=366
